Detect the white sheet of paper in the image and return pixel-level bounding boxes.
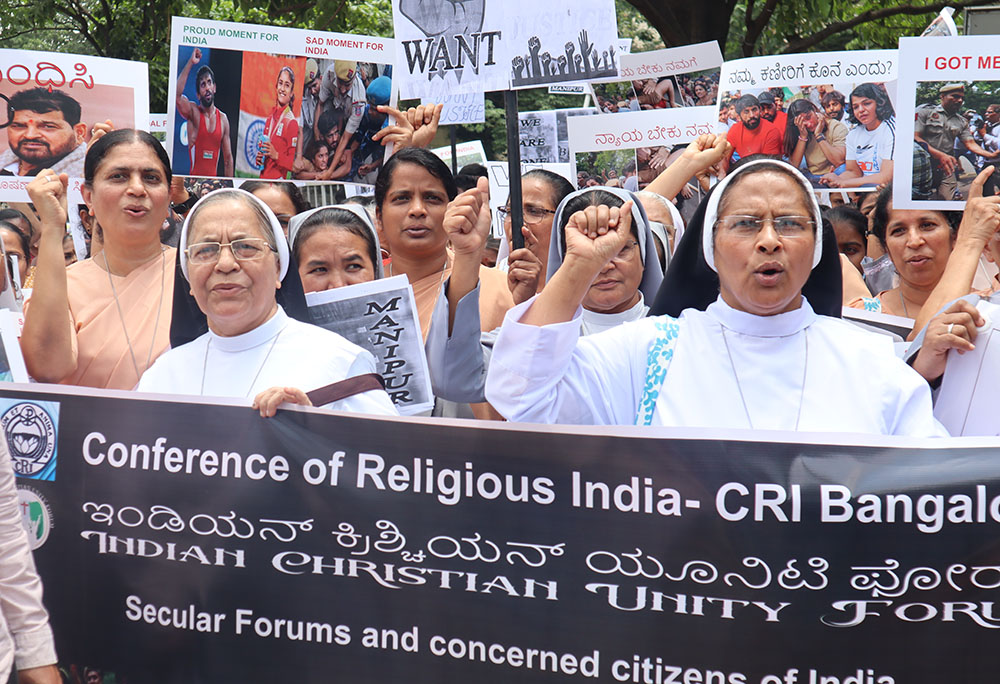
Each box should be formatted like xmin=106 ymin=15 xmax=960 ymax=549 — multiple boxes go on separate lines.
xmin=934 ymin=299 xmax=1000 ymax=436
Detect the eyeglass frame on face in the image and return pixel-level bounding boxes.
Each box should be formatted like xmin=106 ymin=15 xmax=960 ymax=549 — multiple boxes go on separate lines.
xmin=186 ymin=237 xmax=277 ymax=265
xmin=715 ymin=215 xmax=815 ymax=239
xmin=610 ymin=239 xmax=640 ymax=264
xmin=497 ymin=204 xmax=556 ymax=226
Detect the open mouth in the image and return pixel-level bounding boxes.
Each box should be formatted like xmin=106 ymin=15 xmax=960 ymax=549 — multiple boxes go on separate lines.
xmin=754 ymin=262 xmax=785 ymax=285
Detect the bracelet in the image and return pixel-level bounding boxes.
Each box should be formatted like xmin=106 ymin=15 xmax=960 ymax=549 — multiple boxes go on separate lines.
xmin=815 ymin=134 xmax=826 ymax=142
xmin=798 ymin=136 xmax=808 ymax=142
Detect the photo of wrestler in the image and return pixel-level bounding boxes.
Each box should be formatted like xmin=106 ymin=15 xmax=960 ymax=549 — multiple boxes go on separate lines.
xmin=172 ymin=45 xmax=242 ymax=177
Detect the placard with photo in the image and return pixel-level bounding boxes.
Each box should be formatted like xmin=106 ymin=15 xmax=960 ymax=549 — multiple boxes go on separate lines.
xmin=591 ymin=41 xmax=723 ymax=114
xmin=718 ymin=49 xmax=897 ymax=192
xmin=168 ymin=17 xmax=395 ymax=186
xmin=567 ymin=106 xmax=715 ymax=201
xmin=0 ymin=49 xmax=148 ymax=201
xmin=894 ymin=36 xmax=1000 ymax=209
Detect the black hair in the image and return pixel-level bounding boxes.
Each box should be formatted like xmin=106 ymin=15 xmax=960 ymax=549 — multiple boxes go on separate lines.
xmin=821 ymin=90 xmax=845 ymax=107
xmin=782 ymin=99 xmax=819 ymax=159
xmin=240 ymin=180 xmax=311 ymax=214
xmin=870 ymin=183 xmax=961 ymax=249
xmin=317 ymin=107 xmax=345 ymax=137
xmin=85 ymin=129 xmax=171 ymax=186
xmin=9 ymin=87 xmax=81 ymax=126
xmin=304 ymin=138 xmax=329 ymax=164
xmin=196 ymin=65 xmax=215 ymax=87
xmin=847 ymin=83 xmax=895 ymax=127
xmin=734 ymin=94 xmax=759 ymax=114
xmin=454 ymin=173 xmax=481 ymax=193
xmin=458 ymin=163 xmax=488 ymax=178
xmin=292 ymin=207 xmax=378 ymax=271
xmin=0 ymin=208 xmax=30 ymax=238
xmin=523 ymin=169 xmax=574 ymax=210
xmin=824 ymin=205 xmax=867 ymax=243
xmin=374 ymin=147 xmax=458 ymax=212
xmin=0 ymin=221 xmax=28 ymax=257
xmin=277 ymin=66 xmax=295 ymax=109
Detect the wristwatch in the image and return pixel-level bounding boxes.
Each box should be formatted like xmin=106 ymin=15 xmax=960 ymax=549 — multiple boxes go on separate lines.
xmin=815 ymin=133 xmax=826 ymax=143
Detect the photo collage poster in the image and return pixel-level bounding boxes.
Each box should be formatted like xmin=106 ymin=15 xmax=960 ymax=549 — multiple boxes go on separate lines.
xmin=0 ymin=49 xmax=149 ymax=201
xmin=590 ymin=41 xmax=723 ymax=115
xmin=167 ymin=16 xmax=395 ymax=196
xmin=719 ymin=49 xmax=897 ymax=193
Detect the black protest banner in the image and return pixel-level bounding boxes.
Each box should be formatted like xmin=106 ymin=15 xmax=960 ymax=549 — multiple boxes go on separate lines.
xmin=6 ymin=383 xmax=1000 ymax=683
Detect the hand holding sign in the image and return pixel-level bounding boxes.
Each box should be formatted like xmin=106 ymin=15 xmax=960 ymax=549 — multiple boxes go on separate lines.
xmin=507 ymin=245 xmax=542 ymax=305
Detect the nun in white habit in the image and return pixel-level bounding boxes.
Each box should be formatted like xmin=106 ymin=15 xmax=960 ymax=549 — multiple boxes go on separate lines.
xmin=485 ymin=159 xmax=947 ymax=435
xmin=138 ymin=188 xmax=397 ymax=417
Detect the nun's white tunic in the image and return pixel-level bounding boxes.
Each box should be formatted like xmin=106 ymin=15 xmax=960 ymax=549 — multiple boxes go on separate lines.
xmin=486 ymin=295 xmax=947 ymax=436
xmin=139 ymin=307 xmax=397 ymax=416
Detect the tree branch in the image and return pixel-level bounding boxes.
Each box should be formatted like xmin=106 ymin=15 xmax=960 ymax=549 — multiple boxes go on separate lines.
xmin=743 ymin=0 xmax=782 ymax=56
xmin=783 ymin=0 xmax=998 ymax=53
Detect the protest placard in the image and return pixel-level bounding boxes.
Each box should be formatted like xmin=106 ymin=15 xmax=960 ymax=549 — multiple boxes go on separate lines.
xmin=149 ymin=114 xmax=168 ymax=142
xmin=0 ymin=49 xmax=148 ymax=201
xmin=425 ymin=92 xmax=487 ymax=125
xmin=306 ymin=275 xmax=433 ymax=415
xmin=719 ymin=50 xmax=897 ymax=192
xmin=8 ymin=382 xmax=1000 ymax=682
xmin=517 ymin=108 xmax=598 ymax=164
xmin=567 ymin=105 xmax=715 ymax=215
xmin=168 ymin=16 xmax=394 ymax=186
xmin=392 ymin=0 xmax=510 ymax=100
xmin=934 ymin=297 xmax=1000 ymax=436
xmin=591 ymin=41 xmax=723 ymax=114
xmin=894 ymin=36 xmax=1000 ymax=210
xmin=430 ymin=140 xmax=488 ymax=169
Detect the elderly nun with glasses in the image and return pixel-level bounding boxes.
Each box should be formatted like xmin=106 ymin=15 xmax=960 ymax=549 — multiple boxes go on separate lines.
xmin=485 ymin=159 xmax=946 ymax=435
xmin=137 ymin=188 xmax=396 ymax=417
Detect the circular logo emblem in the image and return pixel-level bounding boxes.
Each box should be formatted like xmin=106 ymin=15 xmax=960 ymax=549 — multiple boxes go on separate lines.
xmin=244 ymin=118 xmax=266 ymax=171
xmin=2 ymin=403 xmax=56 ymax=476
xmin=16 ymin=485 xmax=52 ymax=550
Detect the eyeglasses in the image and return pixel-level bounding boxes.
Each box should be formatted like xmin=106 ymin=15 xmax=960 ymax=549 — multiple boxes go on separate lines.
xmin=716 ymin=215 xmax=814 ymax=238
xmin=186 ymin=238 xmax=276 ymax=264
xmin=497 ymin=205 xmax=556 ymax=226
xmin=611 ymin=240 xmax=640 ymax=263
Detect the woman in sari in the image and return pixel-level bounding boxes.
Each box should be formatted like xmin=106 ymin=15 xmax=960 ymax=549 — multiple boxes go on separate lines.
xmin=374 ymin=147 xmax=513 ymax=340
xmin=22 ymin=129 xmax=174 ymax=390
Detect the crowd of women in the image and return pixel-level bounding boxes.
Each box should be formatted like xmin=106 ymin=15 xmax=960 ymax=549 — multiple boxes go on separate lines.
xmin=0 ymin=102 xmax=995 ymax=433
xmin=2 ymin=90 xmax=1000 ymax=680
